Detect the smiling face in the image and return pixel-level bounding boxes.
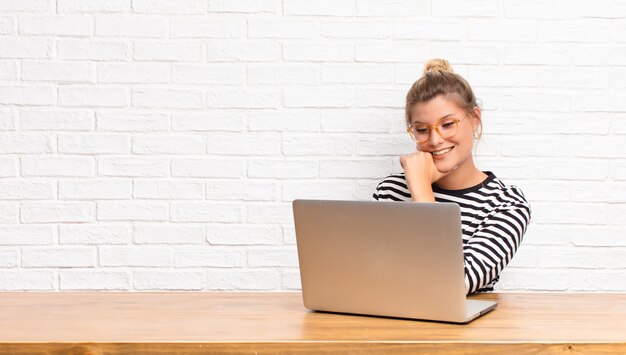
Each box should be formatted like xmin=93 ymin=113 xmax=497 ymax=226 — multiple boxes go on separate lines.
xmin=409 ymin=94 xmax=481 ymax=174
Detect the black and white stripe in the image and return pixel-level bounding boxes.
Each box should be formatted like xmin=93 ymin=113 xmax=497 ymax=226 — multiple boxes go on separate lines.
xmin=372 ymin=170 xmax=532 ymax=295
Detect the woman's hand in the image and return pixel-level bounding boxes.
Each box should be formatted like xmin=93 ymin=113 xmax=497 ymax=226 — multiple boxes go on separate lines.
xmin=400 ymin=147 xmax=452 ymax=201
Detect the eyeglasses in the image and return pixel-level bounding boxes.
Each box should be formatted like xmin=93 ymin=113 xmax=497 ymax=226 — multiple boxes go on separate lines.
xmin=407 ymin=113 xmax=468 ymax=143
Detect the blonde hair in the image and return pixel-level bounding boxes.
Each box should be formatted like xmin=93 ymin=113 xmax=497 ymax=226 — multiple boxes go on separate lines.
xmin=405 ymin=58 xmax=482 ymax=141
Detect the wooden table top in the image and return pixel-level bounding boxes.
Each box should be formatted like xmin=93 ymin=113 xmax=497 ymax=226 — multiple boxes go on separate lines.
xmin=0 ymin=291 xmax=624 ymax=354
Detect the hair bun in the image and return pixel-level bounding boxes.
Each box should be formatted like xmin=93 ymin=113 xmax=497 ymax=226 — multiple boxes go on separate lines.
xmin=423 ymin=58 xmax=453 ymax=74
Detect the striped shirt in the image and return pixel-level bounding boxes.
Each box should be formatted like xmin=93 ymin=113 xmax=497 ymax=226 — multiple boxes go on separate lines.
xmin=371 ymin=170 xmax=532 ymax=295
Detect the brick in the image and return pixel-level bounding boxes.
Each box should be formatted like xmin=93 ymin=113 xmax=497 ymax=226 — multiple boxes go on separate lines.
xmin=248 ymin=111 xmax=320 ymax=132
xmin=0 ymin=133 xmax=53 ymax=153
xmin=532 ymin=202 xmax=607 ymax=225
xmin=97 ymin=201 xmax=168 ymax=221
xmin=132 ymin=134 xmax=205 ymax=154
xmin=95 ymin=15 xmax=168 ymax=37
xmin=57 ymin=39 xmax=130 ymax=61
xmin=174 ymin=248 xmax=246 ymax=267
xmin=171 ymin=18 xmax=245 ymax=38
xmin=58 ymin=133 xmax=129 ymax=154
xmin=356 ymin=41 xmax=429 ymax=63
xmin=321 ymin=64 xmax=393 ymax=84
xmin=60 ymin=270 xmax=131 ymax=290
xmin=0 ymin=271 xmax=54 ymax=291
xmin=355 ymin=88 xmax=406 ymax=108
xmin=320 ymin=110 xmax=390 ymax=133
xmin=171 ymin=158 xmax=245 ymax=178
xmin=59 ymin=179 xmax=132 ymax=200
xmin=500 ymin=90 xmax=571 ymax=112
xmin=281 ymin=180 xmax=357 ymax=200
xmin=132 ymin=88 xmax=204 ymax=109
xmin=134 ymin=270 xmax=206 ymax=290
xmin=431 ymin=43 xmax=501 ymax=65
xmin=0 ymin=225 xmax=56 ymax=245
xmin=357 ymin=0 xmax=425 ymax=16
xmin=172 ymin=64 xmax=244 ymax=84
xmin=206 ymin=179 xmax=276 ymax=201
xmin=0 ymin=61 xmax=17 ymax=81
xmin=20 ymin=15 xmax=92 ymax=36
xmin=394 ymin=19 xmax=465 ymax=40
xmin=58 ymin=86 xmax=128 ymax=108
xmin=134 ymin=224 xmax=205 ymax=244
xmin=0 ymin=180 xmax=54 ymax=200
xmin=247 ymin=247 xmax=298 ymax=267
xmin=248 ymin=64 xmax=317 ymax=84
xmin=321 ymin=20 xmax=390 ymax=39
xmin=320 ymin=159 xmax=392 ymax=178
xmin=0 ymin=86 xmax=54 ymax=105
xmin=248 ymin=18 xmax=318 ymax=39
xmin=97 ymin=112 xmax=168 ymax=132
xmin=98 ymin=63 xmax=169 ymax=83
xmin=0 ymin=0 xmax=51 ymax=12
xmin=22 ymin=60 xmax=95 ymax=82
xmin=98 ymin=156 xmax=169 ymax=177
xmin=132 ymin=0 xmax=206 ymax=14
xmin=283 ymin=42 xmax=353 ymax=62
xmin=0 ymin=249 xmax=18 ymax=267
xmin=207 ymin=87 xmax=280 ymax=109
xmin=60 ymin=224 xmax=130 ymax=245
xmin=170 ymin=202 xmax=245 ymax=222
xmin=207 ymin=0 xmax=280 ymax=13
xmin=283 ymin=87 xmax=353 ymax=108
xmin=0 ymin=38 xmax=48 ymax=59
xmin=206 ymin=132 xmax=281 ymax=156
xmin=248 ymin=159 xmax=318 ymax=179
xmin=284 ymin=0 xmax=355 ymax=16
xmin=504 ymin=0 xmax=575 ymax=19
xmin=172 ymin=111 xmax=245 ymax=132
xmin=576 ymin=0 xmax=626 ymax=18
xmin=282 ymin=135 xmax=354 ymax=155
xmin=20 ymin=109 xmax=94 ymax=131
xmin=100 ymin=246 xmax=171 ymax=266
xmin=206 ymin=224 xmax=282 ymax=245
xmin=21 ymin=156 xmax=94 ymax=177
xmin=0 ymin=158 xmax=16 ymax=177
xmin=206 ymin=269 xmax=280 ymax=290
xmin=134 ymin=40 xmax=204 ymax=61
xmin=247 ymin=202 xmax=293 ymax=224
xmin=57 ymin=0 xmax=130 ymax=13
xmin=355 ymin=134 xmax=416 ymax=156
xmin=22 ymin=247 xmax=95 ymax=267
xmin=503 ymin=44 xmax=572 ymax=65
xmin=431 ymin=0 xmax=500 ymax=17
xmin=21 ymin=201 xmax=95 ymax=223
xmin=206 ymin=40 xmax=280 ymax=62
xmin=133 ymin=179 xmax=204 ymax=199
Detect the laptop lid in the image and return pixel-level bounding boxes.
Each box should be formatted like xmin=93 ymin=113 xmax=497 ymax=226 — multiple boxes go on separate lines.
xmin=292 ymin=199 xmax=470 ymax=323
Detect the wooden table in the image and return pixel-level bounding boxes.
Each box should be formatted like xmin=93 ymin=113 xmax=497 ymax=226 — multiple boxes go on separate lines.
xmin=0 ymin=292 xmax=624 ymax=354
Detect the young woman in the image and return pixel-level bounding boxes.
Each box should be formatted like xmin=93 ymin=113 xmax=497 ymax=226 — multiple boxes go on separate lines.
xmin=372 ymin=58 xmax=532 ymax=295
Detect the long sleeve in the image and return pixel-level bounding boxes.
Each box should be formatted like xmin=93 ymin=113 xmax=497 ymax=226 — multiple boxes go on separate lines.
xmin=463 ymin=197 xmax=531 ymax=295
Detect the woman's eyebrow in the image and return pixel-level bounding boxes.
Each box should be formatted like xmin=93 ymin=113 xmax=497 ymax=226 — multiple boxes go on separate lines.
xmin=412 ymin=113 xmax=454 ymax=124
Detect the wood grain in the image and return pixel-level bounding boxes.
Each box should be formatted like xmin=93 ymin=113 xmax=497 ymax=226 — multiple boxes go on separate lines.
xmin=0 ymin=292 xmax=624 ymax=353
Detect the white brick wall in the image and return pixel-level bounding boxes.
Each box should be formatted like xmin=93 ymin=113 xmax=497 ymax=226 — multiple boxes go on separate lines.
xmin=0 ymin=0 xmax=625 ymax=292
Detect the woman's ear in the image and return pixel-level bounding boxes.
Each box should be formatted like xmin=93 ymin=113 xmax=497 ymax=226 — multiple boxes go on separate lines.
xmin=471 ymin=106 xmax=482 ymax=132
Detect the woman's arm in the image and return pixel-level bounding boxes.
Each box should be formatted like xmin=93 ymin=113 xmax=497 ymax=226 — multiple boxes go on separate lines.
xmin=463 ymin=197 xmax=532 ymax=294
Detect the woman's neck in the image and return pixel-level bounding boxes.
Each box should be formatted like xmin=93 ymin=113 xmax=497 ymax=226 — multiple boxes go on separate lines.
xmin=433 ymin=158 xmax=487 ymax=191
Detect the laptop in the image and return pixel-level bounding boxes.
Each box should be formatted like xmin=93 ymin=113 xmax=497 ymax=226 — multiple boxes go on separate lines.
xmin=292 ymin=199 xmax=497 ymax=324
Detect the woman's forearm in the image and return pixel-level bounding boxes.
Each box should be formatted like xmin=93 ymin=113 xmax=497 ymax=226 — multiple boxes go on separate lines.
xmin=409 ymin=182 xmax=436 ymax=202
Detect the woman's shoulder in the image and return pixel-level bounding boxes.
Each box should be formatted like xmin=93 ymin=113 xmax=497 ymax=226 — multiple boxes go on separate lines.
xmin=372 ymin=172 xmax=411 ymax=201
xmin=488 ymin=174 xmax=532 ymax=213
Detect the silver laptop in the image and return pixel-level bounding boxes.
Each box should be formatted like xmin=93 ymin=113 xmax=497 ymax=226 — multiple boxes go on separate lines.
xmin=292 ymin=199 xmax=497 ymax=324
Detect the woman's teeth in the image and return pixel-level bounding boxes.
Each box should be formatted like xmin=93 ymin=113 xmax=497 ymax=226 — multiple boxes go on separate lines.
xmin=432 ymin=147 xmax=453 ymax=156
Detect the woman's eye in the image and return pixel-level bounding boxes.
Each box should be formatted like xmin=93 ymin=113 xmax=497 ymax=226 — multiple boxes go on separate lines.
xmin=441 ymin=122 xmax=454 ymax=128
xmin=415 ymin=128 xmax=428 ymax=134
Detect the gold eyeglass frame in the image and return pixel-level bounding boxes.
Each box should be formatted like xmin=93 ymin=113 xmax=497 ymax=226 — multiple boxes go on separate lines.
xmin=406 ymin=113 xmax=468 ymax=144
